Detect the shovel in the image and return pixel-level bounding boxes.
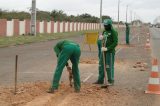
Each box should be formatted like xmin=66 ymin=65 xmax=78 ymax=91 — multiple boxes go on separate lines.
xmin=66 ymin=66 xmax=73 ymax=87
xmin=101 ymin=38 xmax=109 ymax=89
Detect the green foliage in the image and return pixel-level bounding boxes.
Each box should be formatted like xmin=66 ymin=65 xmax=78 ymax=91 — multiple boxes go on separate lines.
xmin=37 ymin=11 xmax=51 ymax=21
xmin=50 ymin=10 xmax=67 ymax=21
xmin=102 ymin=15 xmax=111 ymax=22
xmin=0 ymin=9 xmax=110 ymax=23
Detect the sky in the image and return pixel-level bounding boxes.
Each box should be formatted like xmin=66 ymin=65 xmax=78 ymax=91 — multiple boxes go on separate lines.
xmin=0 ymin=0 xmax=160 ymax=23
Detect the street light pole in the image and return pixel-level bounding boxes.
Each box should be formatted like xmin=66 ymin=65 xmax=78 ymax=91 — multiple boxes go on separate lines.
xmin=99 ymin=0 xmax=103 ymax=31
xmin=31 ymin=0 xmax=36 ymax=36
xmin=126 ymin=5 xmax=128 ymax=23
xmin=117 ymin=0 xmax=120 ymax=30
xmin=130 ymin=10 xmax=132 ymax=25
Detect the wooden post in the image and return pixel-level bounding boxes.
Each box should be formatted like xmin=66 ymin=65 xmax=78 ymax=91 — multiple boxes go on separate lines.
xmin=14 ymin=55 xmax=18 ymax=95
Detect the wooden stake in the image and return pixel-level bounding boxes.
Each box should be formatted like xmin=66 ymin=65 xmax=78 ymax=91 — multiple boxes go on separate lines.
xmin=14 ymin=55 xmax=18 ymax=95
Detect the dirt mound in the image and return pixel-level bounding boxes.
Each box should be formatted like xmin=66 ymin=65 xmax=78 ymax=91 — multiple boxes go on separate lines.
xmin=133 ymin=61 xmax=148 ymax=71
xmin=0 ymin=82 xmax=135 ymax=106
xmin=46 ymin=84 xmax=135 ymax=106
xmin=0 ymin=82 xmax=50 ymax=106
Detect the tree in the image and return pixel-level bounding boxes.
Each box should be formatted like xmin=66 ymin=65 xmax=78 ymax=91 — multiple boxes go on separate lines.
xmin=36 ymin=10 xmax=51 ymax=21
xmin=0 ymin=9 xmax=2 ymax=17
xmin=102 ymin=15 xmax=111 ymax=22
xmin=50 ymin=10 xmax=67 ymax=21
xmin=0 ymin=9 xmax=112 ymax=23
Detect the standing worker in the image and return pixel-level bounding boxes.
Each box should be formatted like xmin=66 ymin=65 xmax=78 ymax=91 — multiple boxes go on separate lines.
xmin=94 ymin=19 xmax=118 ymax=85
xmin=48 ymin=40 xmax=81 ymax=93
xmin=125 ymin=23 xmax=130 ymax=45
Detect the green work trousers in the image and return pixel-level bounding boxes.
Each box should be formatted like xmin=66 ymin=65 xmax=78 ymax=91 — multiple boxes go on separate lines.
xmin=51 ymin=44 xmax=81 ymax=91
xmin=98 ymin=52 xmax=115 ymax=84
xmin=126 ymin=30 xmax=130 ymax=44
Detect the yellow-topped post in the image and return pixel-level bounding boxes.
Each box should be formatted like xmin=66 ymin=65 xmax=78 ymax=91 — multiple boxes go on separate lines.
xmin=83 ymin=32 xmax=99 ymax=51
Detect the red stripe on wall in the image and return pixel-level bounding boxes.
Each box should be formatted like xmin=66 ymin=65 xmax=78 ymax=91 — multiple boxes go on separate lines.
xmin=25 ymin=20 xmax=30 ymax=34
xmin=13 ymin=19 xmax=19 ymax=36
xmin=51 ymin=21 xmax=54 ymax=33
xmin=36 ymin=20 xmax=40 ymax=33
xmin=0 ymin=19 xmax=7 ymax=36
xmin=44 ymin=21 xmax=47 ymax=33
xmin=72 ymin=22 xmax=74 ymax=32
xmin=68 ymin=22 xmax=70 ymax=32
xmin=63 ymin=22 xmax=65 ymax=32
xmin=76 ymin=22 xmax=78 ymax=31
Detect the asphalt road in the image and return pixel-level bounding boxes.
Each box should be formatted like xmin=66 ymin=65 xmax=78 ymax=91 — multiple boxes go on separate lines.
xmin=150 ymin=27 xmax=160 ymax=65
xmin=0 ymin=31 xmax=127 ymax=86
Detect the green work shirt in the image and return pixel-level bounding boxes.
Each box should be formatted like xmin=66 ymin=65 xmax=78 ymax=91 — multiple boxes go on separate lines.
xmin=103 ymin=28 xmax=118 ymax=53
xmin=54 ymin=40 xmax=79 ymax=56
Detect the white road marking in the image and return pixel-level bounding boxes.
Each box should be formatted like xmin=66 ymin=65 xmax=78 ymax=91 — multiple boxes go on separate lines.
xmin=82 ymin=73 xmax=93 ymax=83
xmin=116 ymin=48 xmax=122 ymax=54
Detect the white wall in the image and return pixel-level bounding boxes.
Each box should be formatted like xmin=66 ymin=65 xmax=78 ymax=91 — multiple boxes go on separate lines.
xmin=78 ymin=23 xmax=80 ymax=31
xmin=84 ymin=23 xmax=87 ymax=30
xmin=89 ymin=23 xmax=91 ymax=30
xmin=81 ymin=23 xmax=84 ymax=31
xmin=40 ymin=21 xmax=44 ymax=33
xmin=54 ymin=22 xmax=58 ymax=33
xmin=65 ymin=22 xmax=68 ymax=32
xmin=93 ymin=23 xmax=95 ymax=30
xmin=19 ymin=21 xmax=25 ymax=35
xmin=60 ymin=22 xmax=63 ymax=33
xmin=7 ymin=20 xmax=14 ymax=36
xmin=47 ymin=22 xmax=51 ymax=33
xmin=3 ymin=19 xmax=100 ymax=36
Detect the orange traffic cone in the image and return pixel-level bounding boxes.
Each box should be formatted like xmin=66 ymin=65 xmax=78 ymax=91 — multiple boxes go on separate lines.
xmin=145 ymin=58 xmax=160 ymax=94
xmin=145 ymin=39 xmax=151 ymax=49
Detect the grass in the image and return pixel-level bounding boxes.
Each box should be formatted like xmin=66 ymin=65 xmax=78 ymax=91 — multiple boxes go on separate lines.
xmin=0 ymin=30 xmax=99 ymax=48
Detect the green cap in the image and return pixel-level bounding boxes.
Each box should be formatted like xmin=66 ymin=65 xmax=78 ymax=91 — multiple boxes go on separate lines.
xmin=103 ymin=19 xmax=112 ymax=25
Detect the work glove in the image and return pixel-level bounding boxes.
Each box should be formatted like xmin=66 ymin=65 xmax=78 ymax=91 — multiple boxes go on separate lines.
xmin=101 ymin=47 xmax=107 ymax=52
xmin=99 ymin=35 xmax=104 ymax=40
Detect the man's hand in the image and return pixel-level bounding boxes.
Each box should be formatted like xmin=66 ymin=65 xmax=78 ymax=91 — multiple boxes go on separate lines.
xmin=101 ymin=47 xmax=107 ymax=52
xmin=99 ymin=35 xmax=104 ymax=40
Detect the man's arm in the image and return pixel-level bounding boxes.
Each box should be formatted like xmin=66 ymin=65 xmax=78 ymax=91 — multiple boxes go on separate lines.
xmin=107 ymin=30 xmax=118 ymax=51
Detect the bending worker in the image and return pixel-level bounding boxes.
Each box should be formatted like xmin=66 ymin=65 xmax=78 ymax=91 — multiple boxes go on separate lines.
xmin=94 ymin=19 xmax=118 ymax=85
xmin=48 ymin=40 xmax=81 ymax=93
xmin=125 ymin=23 xmax=130 ymax=45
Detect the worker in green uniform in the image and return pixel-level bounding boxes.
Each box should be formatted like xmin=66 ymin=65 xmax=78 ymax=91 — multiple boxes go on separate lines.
xmin=125 ymin=23 xmax=130 ymax=45
xmin=48 ymin=40 xmax=81 ymax=93
xmin=94 ymin=19 xmax=118 ymax=85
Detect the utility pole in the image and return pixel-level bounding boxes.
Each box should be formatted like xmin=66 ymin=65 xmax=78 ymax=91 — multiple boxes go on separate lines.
xmin=126 ymin=5 xmax=128 ymax=23
xmin=130 ymin=10 xmax=132 ymax=25
xmin=31 ymin=0 xmax=36 ymax=36
xmin=117 ymin=0 xmax=120 ymax=30
xmin=99 ymin=0 xmax=103 ymax=31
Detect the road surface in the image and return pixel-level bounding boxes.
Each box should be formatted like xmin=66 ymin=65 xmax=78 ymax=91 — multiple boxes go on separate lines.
xmin=150 ymin=27 xmax=160 ymax=65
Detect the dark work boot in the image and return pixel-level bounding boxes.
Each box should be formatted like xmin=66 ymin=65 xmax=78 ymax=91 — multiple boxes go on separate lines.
xmin=47 ymin=88 xmax=57 ymax=94
xmin=93 ymin=81 xmax=103 ymax=84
